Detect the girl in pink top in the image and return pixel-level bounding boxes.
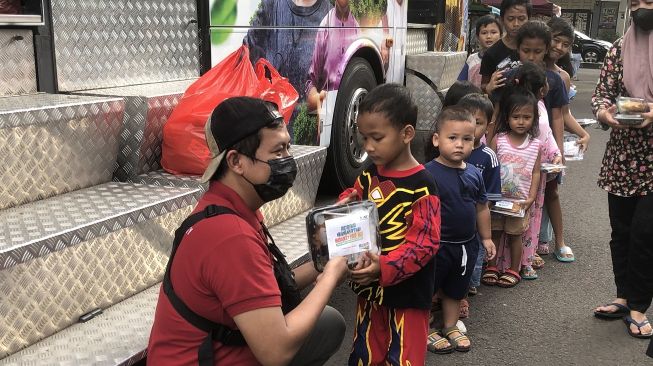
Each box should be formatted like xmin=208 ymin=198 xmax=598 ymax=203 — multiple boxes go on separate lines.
xmin=485 ymin=90 xmax=542 ymax=288
xmin=508 ymin=63 xmax=562 ymax=280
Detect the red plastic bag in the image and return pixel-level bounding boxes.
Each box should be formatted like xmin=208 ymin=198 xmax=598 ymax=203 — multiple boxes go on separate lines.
xmin=161 ymin=45 xmax=298 ymax=175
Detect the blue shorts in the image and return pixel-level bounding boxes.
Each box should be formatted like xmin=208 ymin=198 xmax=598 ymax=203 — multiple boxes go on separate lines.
xmin=434 ymin=238 xmax=479 ymax=300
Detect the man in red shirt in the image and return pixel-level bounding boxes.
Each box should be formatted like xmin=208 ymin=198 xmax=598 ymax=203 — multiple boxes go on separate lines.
xmin=148 ymin=97 xmax=349 ymax=366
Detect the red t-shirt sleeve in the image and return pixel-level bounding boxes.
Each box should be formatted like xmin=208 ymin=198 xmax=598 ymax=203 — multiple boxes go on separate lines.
xmin=201 ymin=221 xmax=282 ymax=318
xmin=339 ymin=177 xmax=364 ymax=201
xmin=379 ymin=194 xmax=441 ymax=286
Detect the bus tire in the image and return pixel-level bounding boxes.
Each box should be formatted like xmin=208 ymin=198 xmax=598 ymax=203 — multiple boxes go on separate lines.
xmin=324 ymin=57 xmax=377 ymax=191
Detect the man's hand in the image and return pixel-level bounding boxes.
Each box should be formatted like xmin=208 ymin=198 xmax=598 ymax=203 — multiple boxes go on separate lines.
xmin=482 ymin=239 xmax=496 ymax=261
xmin=350 ymin=251 xmax=381 ymax=285
xmin=317 ymin=256 xmax=349 ymax=286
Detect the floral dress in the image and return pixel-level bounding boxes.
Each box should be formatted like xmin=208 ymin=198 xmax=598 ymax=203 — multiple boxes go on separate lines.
xmin=591 ymin=38 xmax=653 ymax=197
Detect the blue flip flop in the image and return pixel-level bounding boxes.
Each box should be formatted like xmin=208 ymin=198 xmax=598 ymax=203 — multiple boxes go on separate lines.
xmin=623 ymin=315 xmax=653 ymax=339
xmin=594 ymin=302 xmax=629 ymax=319
xmin=555 ymin=246 xmax=575 ymax=263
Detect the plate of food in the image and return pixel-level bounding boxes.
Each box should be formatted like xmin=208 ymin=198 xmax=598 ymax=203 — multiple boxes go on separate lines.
xmin=615 ymin=113 xmax=645 ymax=125
xmin=490 ymin=199 xmax=526 ymax=218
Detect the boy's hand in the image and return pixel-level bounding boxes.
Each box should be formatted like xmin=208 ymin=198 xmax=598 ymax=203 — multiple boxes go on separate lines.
xmin=486 ymin=70 xmax=505 ymax=95
xmin=350 ymin=251 xmax=381 ymax=285
xmin=576 ymin=133 xmax=590 ymax=152
xmin=335 ymin=190 xmax=358 ymax=205
xmin=482 ymin=239 xmax=496 ymax=261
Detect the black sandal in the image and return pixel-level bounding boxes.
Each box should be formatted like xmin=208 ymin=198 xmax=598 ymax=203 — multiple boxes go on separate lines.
xmin=594 ymin=302 xmax=629 ymax=320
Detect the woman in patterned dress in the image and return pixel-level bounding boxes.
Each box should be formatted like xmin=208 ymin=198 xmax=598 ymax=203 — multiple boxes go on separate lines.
xmin=591 ymin=0 xmax=653 ymax=339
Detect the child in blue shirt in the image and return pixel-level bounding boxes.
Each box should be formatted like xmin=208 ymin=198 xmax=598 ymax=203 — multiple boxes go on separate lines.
xmin=457 ymin=93 xmax=501 ymax=295
xmin=425 ymin=106 xmax=496 ymax=354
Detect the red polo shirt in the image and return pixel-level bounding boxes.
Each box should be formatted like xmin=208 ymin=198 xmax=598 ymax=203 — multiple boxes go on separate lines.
xmin=147 ymin=181 xmax=281 ymax=365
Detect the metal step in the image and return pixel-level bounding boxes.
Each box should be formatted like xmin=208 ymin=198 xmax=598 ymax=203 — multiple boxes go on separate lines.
xmin=1 ymin=209 xmax=314 ymax=365
xmin=76 ymin=79 xmax=196 ymax=181
xmin=0 ymin=182 xmax=199 ymax=359
xmin=0 ymin=93 xmax=125 ymax=211
xmin=134 ymin=145 xmax=327 ymax=228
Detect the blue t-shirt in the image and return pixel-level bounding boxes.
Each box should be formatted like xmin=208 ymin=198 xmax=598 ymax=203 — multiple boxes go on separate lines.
xmin=424 ymin=160 xmax=487 ymax=243
xmin=543 ymin=70 xmax=569 ymax=126
xmin=467 ymin=144 xmax=501 ymax=201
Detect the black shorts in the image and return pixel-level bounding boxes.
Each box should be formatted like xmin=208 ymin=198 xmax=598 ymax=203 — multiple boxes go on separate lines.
xmin=434 ymin=238 xmax=479 ymax=300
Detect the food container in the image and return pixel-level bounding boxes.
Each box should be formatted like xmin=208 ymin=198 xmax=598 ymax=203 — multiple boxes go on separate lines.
xmin=306 ymin=201 xmax=381 ymax=272
xmin=563 ymin=133 xmax=584 ymax=161
xmin=616 ymin=97 xmax=649 ymax=115
xmin=541 ymin=163 xmax=568 ymax=173
xmin=489 ymin=198 xmax=526 ymax=218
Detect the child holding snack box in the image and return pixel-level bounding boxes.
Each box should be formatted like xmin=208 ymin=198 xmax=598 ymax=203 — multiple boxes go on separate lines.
xmin=338 ymin=83 xmax=442 ymax=365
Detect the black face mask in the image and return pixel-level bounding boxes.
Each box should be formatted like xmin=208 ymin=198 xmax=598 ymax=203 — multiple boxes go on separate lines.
xmin=243 ymin=156 xmax=298 ymax=202
xmin=632 ymin=8 xmax=653 ymax=32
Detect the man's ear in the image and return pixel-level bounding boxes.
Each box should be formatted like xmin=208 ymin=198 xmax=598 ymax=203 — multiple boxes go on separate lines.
xmin=403 ymin=124 xmax=416 ymax=143
xmin=225 ymin=150 xmax=243 ymax=175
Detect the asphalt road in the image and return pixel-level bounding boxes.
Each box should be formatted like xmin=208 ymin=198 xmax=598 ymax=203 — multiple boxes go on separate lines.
xmin=320 ymin=68 xmax=653 ymax=365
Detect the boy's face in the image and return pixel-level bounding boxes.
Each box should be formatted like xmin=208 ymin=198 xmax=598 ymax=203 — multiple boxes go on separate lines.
xmin=502 ymin=5 xmax=529 ymax=39
xmin=478 ymin=23 xmax=502 ymax=50
xmin=472 ymin=110 xmax=489 ymax=145
xmin=550 ymin=34 xmax=572 ymax=62
xmin=357 ymin=112 xmax=413 ymax=169
xmin=519 ymin=38 xmax=548 ymax=65
xmin=432 ymin=120 xmax=475 ymax=166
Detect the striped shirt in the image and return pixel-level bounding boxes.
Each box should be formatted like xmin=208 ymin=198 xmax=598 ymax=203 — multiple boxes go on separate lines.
xmin=495 ymin=133 xmax=541 ymax=200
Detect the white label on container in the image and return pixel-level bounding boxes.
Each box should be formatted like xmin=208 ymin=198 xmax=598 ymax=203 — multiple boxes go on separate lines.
xmin=495 ymin=200 xmax=514 ymax=210
xmin=324 ymin=211 xmax=371 ymax=258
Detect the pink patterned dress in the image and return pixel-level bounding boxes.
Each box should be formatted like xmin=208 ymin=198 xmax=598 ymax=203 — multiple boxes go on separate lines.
xmin=493 ymin=132 xmax=543 ymax=272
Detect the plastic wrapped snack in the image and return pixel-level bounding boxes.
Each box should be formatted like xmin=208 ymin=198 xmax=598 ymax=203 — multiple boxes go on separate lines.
xmin=563 ymin=133 xmax=584 ymax=161
xmin=305 ymin=201 xmax=381 ymax=272
xmin=489 ymin=198 xmax=526 ymax=218
xmin=541 ymin=163 xmax=568 ymax=173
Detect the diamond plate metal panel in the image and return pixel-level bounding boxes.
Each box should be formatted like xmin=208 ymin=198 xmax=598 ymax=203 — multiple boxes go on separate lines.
xmin=51 ymin=0 xmax=200 ymax=91
xmin=406 ymin=29 xmax=428 ymax=55
xmin=0 ymin=182 xmax=199 ymax=270
xmin=0 ymin=285 xmax=160 ymax=366
xmin=0 ymin=206 xmax=192 ymax=360
xmin=134 ymin=145 xmax=328 ymax=227
xmin=79 ymin=80 xmax=196 ymax=181
xmin=269 ymin=210 xmax=312 ymax=268
xmin=0 ymin=29 xmax=36 ymax=96
xmin=0 ymin=94 xmax=125 ymax=210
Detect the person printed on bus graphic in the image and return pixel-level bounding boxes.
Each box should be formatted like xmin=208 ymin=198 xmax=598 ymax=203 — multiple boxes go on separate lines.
xmin=337 ymin=84 xmax=441 ymax=366
xmin=245 ymin=0 xmax=332 ymax=102
xmin=147 ymin=97 xmax=349 ymax=366
xmin=423 ymin=106 xmax=496 ymax=355
xmin=306 ymin=0 xmax=360 ymax=114
xmin=458 ymin=15 xmax=503 ymax=88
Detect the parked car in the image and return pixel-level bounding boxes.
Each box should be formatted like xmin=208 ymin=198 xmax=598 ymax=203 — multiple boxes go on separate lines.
xmin=573 ymin=30 xmax=612 ymax=63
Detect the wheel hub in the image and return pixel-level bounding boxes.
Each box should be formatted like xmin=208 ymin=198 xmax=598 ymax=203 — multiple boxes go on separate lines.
xmin=345 ymin=88 xmax=369 ymax=165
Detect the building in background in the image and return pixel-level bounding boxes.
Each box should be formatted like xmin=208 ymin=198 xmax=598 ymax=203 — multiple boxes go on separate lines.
xmin=554 ymin=0 xmax=630 ymax=41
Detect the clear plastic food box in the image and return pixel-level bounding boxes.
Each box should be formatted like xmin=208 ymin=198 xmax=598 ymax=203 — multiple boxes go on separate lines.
xmin=306 ymin=201 xmax=381 ymax=272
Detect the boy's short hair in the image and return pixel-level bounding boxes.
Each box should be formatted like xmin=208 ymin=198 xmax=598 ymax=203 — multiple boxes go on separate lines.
xmin=475 ymin=15 xmax=503 ymax=37
xmin=500 ymin=0 xmax=532 ymax=19
xmin=434 ymin=106 xmax=476 ymax=133
xmin=359 ymin=83 xmax=418 ymax=129
xmin=516 ymin=20 xmax=551 ymax=49
xmin=443 ymin=81 xmax=482 ymax=108
xmin=457 ymin=93 xmax=494 ymax=123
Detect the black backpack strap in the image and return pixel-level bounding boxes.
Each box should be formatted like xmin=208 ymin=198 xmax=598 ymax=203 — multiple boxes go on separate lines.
xmin=163 ymin=205 xmax=246 ymax=366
